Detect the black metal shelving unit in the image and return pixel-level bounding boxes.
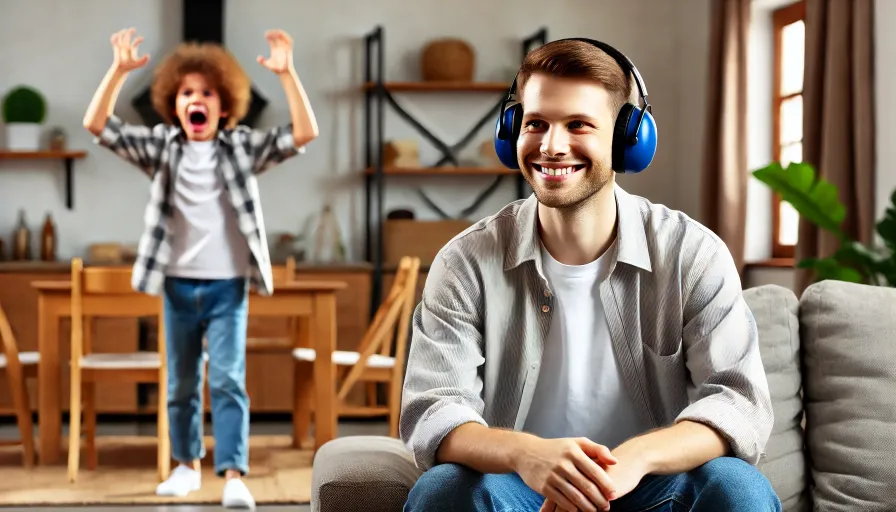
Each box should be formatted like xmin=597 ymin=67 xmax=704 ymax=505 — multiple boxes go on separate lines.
xmin=362 ymin=26 xmax=549 ymax=315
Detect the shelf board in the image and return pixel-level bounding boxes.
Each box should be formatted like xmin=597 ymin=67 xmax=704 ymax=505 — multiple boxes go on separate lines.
xmin=364 ymin=81 xmax=509 ymax=92
xmin=0 ymin=149 xmax=87 ymax=159
xmin=365 ymin=166 xmax=517 ymax=176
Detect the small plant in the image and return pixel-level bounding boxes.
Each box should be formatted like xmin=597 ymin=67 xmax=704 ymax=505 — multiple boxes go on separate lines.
xmin=753 ymin=161 xmax=896 ymax=286
xmin=2 ymin=86 xmax=47 ymax=124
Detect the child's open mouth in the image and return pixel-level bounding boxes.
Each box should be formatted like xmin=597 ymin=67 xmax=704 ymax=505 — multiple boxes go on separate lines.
xmin=187 ymin=105 xmax=209 ymax=131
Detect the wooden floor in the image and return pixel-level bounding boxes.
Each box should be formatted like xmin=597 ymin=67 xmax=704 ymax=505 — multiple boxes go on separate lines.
xmin=0 ymin=418 xmax=387 ymax=511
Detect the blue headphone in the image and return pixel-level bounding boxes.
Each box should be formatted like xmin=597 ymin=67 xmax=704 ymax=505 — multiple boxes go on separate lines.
xmin=494 ymin=37 xmax=657 ymax=174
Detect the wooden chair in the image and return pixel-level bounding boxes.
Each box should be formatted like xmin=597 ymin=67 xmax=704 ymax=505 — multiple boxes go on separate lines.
xmin=291 ymin=256 xmax=420 ymax=445
xmin=67 ymin=258 xmax=169 ymax=483
xmin=0 ymin=304 xmax=38 ymax=467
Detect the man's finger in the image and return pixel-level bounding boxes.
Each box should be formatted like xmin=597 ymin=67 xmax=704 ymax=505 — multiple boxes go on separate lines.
xmin=549 ymin=473 xmax=597 ymax=512
xmin=572 ymin=450 xmax=617 ymax=502
xmin=576 ymin=438 xmax=618 ymax=465
xmin=544 ymin=487 xmax=577 ymax=512
xmin=564 ymin=464 xmax=611 ymax=509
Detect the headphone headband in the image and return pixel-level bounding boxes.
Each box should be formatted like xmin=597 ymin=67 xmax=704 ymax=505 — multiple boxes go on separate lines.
xmin=506 ymin=38 xmax=647 ymax=105
xmin=563 ymin=37 xmax=648 ymax=104
xmin=500 ymin=37 xmax=650 ymax=139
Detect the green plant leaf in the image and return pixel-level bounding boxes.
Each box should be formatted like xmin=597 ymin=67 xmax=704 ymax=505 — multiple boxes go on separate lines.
xmin=877 ymin=188 xmax=896 ymax=252
xmin=752 ymin=161 xmax=847 ymax=237
xmin=831 ymin=243 xmax=886 ymax=284
xmin=878 ymin=255 xmax=896 ymax=287
xmin=798 ymin=256 xmax=865 ymax=283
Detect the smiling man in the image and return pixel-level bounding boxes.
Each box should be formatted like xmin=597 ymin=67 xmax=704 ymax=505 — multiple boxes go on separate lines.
xmin=83 ymin=27 xmax=318 ymax=509
xmin=399 ymin=39 xmax=780 ymax=512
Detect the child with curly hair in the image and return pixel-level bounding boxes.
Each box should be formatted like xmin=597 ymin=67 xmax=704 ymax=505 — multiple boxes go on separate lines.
xmin=83 ymin=27 xmax=319 ymax=509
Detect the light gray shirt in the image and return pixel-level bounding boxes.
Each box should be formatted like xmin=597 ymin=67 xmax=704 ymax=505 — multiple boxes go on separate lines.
xmin=399 ymin=185 xmax=774 ymax=472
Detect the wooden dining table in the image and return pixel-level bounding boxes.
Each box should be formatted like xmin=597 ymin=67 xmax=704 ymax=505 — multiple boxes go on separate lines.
xmin=32 ymin=279 xmax=346 ymax=465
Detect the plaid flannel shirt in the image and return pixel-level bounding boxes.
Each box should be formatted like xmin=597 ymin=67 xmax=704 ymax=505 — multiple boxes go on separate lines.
xmin=94 ymin=114 xmax=304 ymax=296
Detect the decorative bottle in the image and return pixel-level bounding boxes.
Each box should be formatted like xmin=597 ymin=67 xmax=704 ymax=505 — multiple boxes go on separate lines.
xmin=12 ymin=209 xmax=30 ymax=261
xmin=40 ymin=212 xmax=56 ymax=262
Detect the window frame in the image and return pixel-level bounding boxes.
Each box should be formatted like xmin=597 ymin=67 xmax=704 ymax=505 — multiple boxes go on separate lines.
xmin=770 ymin=0 xmax=805 ymax=260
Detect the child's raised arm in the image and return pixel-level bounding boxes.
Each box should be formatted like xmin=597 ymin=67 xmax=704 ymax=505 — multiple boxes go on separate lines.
xmin=83 ymin=28 xmax=149 ymax=135
xmin=83 ymin=28 xmax=166 ymax=176
xmin=257 ymin=30 xmax=319 ymax=150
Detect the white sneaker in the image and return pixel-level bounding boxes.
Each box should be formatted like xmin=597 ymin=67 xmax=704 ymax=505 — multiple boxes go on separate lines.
xmin=222 ymin=478 xmax=256 ymax=509
xmin=156 ymin=464 xmax=201 ymax=497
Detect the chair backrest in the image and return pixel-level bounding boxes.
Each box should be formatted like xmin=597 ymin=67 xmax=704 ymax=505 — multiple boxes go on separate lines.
xmin=0 ymin=304 xmax=23 ymax=373
xmin=336 ymin=256 xmax=421 ymax=400
xmin=70 ymin=258 xmax=163 ymax=362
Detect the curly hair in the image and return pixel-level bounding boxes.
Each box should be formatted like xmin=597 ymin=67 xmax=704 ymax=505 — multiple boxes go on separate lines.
xmin=150 ymin=42 xmax=250 ymax=129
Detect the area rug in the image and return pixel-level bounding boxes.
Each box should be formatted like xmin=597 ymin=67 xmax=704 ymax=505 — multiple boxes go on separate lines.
xmin=0 ymin=435 xmax=312 ymax=505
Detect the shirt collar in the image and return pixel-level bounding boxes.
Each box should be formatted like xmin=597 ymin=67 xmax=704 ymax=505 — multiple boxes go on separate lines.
xmin=504 ymin=184 xmax=652 ymax=273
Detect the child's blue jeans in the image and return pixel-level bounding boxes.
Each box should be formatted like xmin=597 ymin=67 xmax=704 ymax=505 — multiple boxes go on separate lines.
xmin=162 ymin=276 xmax=250 ymax=477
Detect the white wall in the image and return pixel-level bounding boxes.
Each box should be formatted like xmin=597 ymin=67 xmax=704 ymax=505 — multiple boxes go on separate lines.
xmin=875 ymin=0 xmax=896 ymax=227
xmin=0 ymin=0 xmax=710 ymax=261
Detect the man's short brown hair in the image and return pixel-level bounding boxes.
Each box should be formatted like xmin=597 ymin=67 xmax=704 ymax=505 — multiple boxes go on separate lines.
xmin=517 ymin=40 xmax=638 ymax=117
xmin=150 ymin=42 xmax=250 ymax=129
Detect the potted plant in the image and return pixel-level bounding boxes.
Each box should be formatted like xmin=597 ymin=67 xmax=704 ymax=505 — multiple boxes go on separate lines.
xmin=752 ymin=161 xmax=896 ymax=286
xmin=2 ymin=85 xmax=47 ymax=151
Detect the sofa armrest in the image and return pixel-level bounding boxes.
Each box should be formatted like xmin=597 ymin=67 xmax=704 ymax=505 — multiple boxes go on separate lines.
xmin=312 ymin=436 xmax=423 ymax=512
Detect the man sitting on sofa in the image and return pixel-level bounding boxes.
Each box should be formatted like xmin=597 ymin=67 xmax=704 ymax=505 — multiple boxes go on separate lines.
xmin=399 ymin=38 xmax=780 ymax=512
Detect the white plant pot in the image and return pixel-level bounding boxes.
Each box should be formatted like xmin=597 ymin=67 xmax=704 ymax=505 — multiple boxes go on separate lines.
xmin=5 ymin=123 xmax=41 ymax=151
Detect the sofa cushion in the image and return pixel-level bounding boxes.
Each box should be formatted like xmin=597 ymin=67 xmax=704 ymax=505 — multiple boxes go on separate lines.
xmin=799 ymin=280 xmax=896 ymax=511
xmin=311 ymin=436 xmax=422 ymax=512
xmin=743 ymin=284 xmax=810 ymax=511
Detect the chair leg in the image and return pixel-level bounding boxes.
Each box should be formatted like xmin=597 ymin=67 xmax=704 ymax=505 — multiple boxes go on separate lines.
xmin=157 ymin=372 xmax=171 ymax=482
xmin=203 ymin=362 xmax=211 ymax=414
xmin=9 ymin=374 xmax=34 ymax=468
xmin=387 ymin=380 xmax=402 ymax=438
xmin=84 ymin=382 xmax=97 ymax=470
xmin=366 ymin=382 xmax=378 ymax=407
xmin=67 ymin=371 xmax=83 ymax=483
xmin=292 ymin=360 xmax=313 ymax=449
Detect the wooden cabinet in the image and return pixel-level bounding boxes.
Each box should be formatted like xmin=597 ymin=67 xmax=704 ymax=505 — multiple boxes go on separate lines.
xmin=0 ymin=262 xmax=372 ymax=417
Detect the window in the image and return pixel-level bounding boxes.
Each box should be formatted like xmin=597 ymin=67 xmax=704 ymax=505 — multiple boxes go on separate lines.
xmin=771 ymin=1 xmax=805 ymax=259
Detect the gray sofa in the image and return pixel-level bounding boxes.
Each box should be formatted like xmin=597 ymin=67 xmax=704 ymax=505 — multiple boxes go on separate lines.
xmin=311 ymin=281 xmax=896 ymax=512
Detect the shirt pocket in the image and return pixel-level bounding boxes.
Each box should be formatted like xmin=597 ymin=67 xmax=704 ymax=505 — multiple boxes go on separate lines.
xmin=640 ymin=340 xmax=690 ymax=416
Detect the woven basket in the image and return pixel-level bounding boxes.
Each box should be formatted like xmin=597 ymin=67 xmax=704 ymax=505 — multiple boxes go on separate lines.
xmin=421 ymin=39 xmax=474 ymax=82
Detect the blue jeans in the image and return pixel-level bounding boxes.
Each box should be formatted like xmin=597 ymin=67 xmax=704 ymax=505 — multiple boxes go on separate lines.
xmin=404 ymin=457 xmax=781 ymax=512
xmin=163 ymin=276 xmax=250 ymax=477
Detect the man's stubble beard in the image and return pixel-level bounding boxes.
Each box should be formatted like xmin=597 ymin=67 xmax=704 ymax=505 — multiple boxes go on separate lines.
xmin=524 ymin=160 xmax=614 ymax=213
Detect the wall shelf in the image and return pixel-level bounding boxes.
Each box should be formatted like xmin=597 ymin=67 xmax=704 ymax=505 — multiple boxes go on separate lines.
xmin=361 ymin=25 xmax=548 ymax=315
xmin=0 ymin=150 xmax=87 ymax=210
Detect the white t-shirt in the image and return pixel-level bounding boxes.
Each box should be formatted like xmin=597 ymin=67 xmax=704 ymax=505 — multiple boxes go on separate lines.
xmin=522 ymin=239 xmax=648 ymax=449
xmin=166 ymin=140 xmax=250 ymax=279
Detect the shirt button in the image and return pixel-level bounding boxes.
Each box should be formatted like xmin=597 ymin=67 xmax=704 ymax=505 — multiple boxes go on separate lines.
xmin=543 ymin=289 xmax=551 ymax=297
xmin=541 ymin=304 xmax=550 ymax=313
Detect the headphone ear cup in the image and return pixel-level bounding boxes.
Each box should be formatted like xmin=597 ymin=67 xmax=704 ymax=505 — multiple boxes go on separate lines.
xmin=494 ymin=103 xmax=523 ymax=169
xmin=612 ymin=103 xmax=658 ymax=173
